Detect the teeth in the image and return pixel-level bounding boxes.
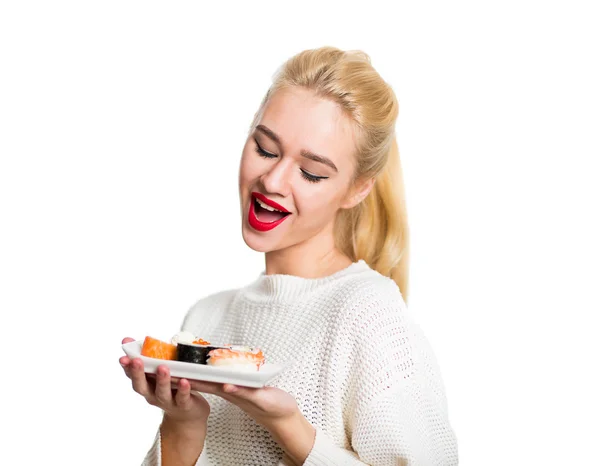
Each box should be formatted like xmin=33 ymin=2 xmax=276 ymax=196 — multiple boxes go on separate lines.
xmin=256 ymin=198 xmax=284 ymax=213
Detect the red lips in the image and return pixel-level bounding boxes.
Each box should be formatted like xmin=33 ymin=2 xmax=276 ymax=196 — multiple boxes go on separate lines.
xmin=248 ymin=192 xmax=291 ymax=232
xmin=252 ymin=192 xmax=290 ymax=213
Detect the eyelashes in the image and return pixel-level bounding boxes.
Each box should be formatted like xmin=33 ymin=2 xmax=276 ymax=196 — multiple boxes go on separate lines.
xmin=254 ymin=144 xmax=278 ymax=160
xmin=254 ymin=141 xmax=328 ymax=184
xmin=301 ymin=170 xmax=324 ymax=183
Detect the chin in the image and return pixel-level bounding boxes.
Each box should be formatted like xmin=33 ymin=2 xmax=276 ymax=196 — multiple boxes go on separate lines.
xmin=239 ymin=199 xmax=296 ymax=252
xmin=241 ymin=235 xmax=269 ymax=253
xmin=241 ymin=227 xmax=280 ymax=253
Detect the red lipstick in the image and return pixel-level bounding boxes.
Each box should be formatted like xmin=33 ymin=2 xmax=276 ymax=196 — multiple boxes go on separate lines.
xmin=252 ymin=192 xmax=290 ymax=213
xmin=248 ymin=192 xmax=291 ymax=232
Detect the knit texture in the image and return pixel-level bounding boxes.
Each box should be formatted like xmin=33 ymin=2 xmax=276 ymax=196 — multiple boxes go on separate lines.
xmin=142 ymin=260 xmax=458 ymax=465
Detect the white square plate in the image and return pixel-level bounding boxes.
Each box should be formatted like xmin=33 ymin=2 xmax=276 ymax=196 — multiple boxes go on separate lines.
xmin=122 ymin=340 xmax=286 ymax=388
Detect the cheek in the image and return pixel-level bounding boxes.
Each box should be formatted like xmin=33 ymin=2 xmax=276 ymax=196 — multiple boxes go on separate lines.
xmin=295 ymin=184 xmax=345 ymax=223
xmin=239 ymin=150 xmax=259 ymax=186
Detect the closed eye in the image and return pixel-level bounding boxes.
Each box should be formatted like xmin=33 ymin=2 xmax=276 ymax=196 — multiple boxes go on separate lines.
xmin=255 ymin=139 xmax=329 ymax=183
xmin=300 ymin=169 xmax=327 ymax=183
xmin=255 ymin=141 xmax=277 ymax=159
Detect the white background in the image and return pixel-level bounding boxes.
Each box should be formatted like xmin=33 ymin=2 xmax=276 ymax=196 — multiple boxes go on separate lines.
xmin=1 ymin=1 xmax=598 ymax=465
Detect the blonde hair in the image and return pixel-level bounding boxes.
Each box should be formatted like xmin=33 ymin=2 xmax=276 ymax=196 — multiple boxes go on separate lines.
xmin=253 ymin=47 xmax=410 ymax=301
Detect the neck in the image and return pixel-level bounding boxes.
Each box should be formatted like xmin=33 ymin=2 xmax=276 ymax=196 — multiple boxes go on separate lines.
xmin=264 ymin=226 xmax=352 ymax=278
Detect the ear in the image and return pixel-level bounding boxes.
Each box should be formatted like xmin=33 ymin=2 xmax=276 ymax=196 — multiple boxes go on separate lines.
xmin=341 ymin=177 xmax=375 ymax=210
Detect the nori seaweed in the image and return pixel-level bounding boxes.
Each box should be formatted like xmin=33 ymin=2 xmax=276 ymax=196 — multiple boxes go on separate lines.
xmin=176 ymin=344 xmax=221 ymax=365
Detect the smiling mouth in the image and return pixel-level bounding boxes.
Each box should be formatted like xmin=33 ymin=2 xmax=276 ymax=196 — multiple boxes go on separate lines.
xmin=247 ymin=192 xmax=291 ymax=232
xmin=252 ymin=196 xmax=290 ymax=223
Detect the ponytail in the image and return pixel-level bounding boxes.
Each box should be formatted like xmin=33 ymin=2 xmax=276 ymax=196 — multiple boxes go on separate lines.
xmin=335 ymin=137 xmax=410 ymax=302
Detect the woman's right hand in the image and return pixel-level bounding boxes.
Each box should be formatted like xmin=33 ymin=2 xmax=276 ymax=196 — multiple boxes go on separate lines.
xmin=119 ymin=337 xmax=211 ymax=426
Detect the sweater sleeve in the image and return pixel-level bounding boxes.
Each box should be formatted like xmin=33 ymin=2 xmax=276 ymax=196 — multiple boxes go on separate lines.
xmin=305 ymin=279 xmax=458 ymax=466
xmin=141 ymin=429 xmax=160 ymax=466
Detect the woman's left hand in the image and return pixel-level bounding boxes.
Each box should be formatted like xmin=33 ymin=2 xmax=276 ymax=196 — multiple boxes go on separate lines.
xmin=187 ymin=380 xmax=316 ymax=464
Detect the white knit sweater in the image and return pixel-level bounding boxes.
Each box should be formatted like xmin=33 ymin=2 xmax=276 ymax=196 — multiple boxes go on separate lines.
xmin=142 ymin=260 xmax=458 ymax=465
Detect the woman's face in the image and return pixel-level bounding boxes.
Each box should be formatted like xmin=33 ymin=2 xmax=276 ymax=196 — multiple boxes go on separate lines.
xmin=238 ymin=87 xmax=359 ymax=254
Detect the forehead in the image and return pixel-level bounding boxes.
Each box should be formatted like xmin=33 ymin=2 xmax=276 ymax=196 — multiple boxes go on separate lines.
xmin=258 ymin=88 xmax=357 ymax=169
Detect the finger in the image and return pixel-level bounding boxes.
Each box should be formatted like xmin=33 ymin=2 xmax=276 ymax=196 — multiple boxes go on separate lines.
xmin=120 ymin=354 xmax=133 ymax=378
xmin=120 ymin=357 xmax=132 ymax=379
xmin=130 ymin=358 xmax=151 ymax=397
xmin=174 ymin=378 xmax=192 ymax=410
xmin=154 ymin=365 xmax=173 ymax=406
xmin=122 ymin=337 xmax=135 ymax=344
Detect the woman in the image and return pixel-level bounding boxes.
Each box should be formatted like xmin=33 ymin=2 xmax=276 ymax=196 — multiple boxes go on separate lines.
xmin=120 ymin=46 xmax=458 ymax=465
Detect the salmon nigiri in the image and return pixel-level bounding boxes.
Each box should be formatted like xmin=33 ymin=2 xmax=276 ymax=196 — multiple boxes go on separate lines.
xmin=141 ymin=336 xmax=177 ymax=360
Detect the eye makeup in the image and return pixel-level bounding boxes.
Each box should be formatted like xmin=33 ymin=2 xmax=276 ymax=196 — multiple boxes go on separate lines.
xmin=254 ymin=139 xmax=329 ymax=183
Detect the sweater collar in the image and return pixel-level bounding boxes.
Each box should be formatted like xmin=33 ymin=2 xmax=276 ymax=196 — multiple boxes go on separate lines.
xmin=242 ymin=260 xmax=369 ymax=302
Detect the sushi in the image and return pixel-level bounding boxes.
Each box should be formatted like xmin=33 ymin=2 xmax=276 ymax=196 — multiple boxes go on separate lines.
xmin=140 ymin=336 xmax=177 ymax=360
xmin=140 ymin=332 xmax=266 ymax=371
xmin=171 ymin=331 xmax=196 ymax=345
xmin=175 ymin=341 xmax=234 ymax=365
xmin=207 ymin=346 xmax=265 ymax=372
xmin=171 ymin=330 xmax=211 ymax=346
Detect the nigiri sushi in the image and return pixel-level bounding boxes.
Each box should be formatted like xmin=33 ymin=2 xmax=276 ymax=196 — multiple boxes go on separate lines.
xmin=207 ymin=346 xmax=265 ymax=372
xmin=140 ymin=336 xmax=177 ymax=360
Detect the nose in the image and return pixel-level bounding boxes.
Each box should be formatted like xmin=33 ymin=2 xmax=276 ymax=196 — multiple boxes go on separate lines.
xmin=260 ymin=158 xmax=293 ymax=198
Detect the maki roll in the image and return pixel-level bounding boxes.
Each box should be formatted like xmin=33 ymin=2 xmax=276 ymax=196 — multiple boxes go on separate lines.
xmin=207 ymin=346 xmax=266 ymax=372
xmin=176 ymin=341 xmax=229 ymax=365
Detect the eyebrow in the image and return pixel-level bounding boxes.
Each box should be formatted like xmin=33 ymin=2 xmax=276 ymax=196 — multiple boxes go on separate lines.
xmin=255 ymin=124 xmax=338 ymax=172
